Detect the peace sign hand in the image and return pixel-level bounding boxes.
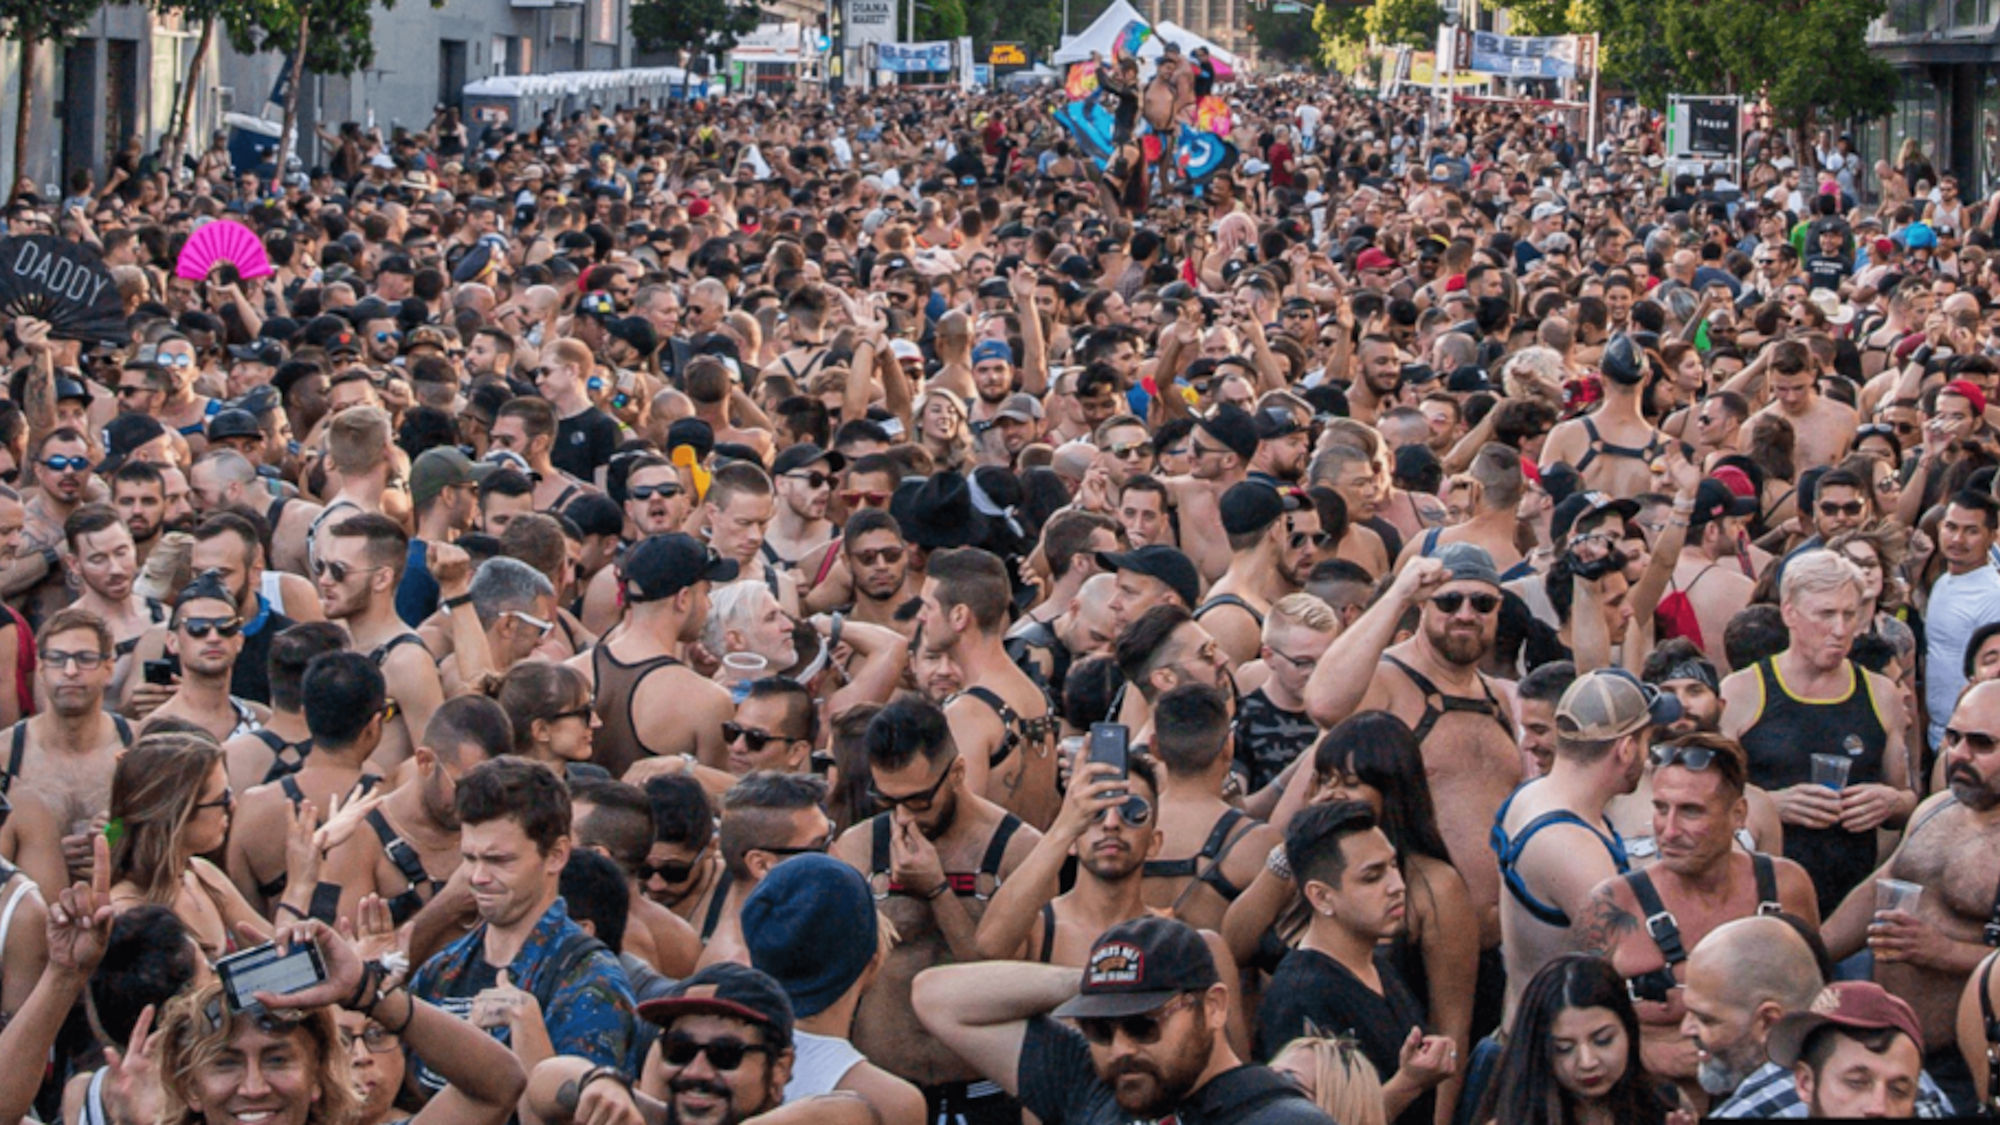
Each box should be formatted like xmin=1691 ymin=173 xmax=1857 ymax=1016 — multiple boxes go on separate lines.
xmin=47 ymin=833 xmax=115 ymax=975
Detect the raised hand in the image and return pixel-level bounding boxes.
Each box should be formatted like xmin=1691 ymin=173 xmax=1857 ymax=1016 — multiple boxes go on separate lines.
xmin=47 ymin=833 xmax=115 ymax=974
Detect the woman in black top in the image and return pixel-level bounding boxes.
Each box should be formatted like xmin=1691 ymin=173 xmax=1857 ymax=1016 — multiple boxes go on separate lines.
xmin=1478 ymin=955 xmax=1670 ymax=1125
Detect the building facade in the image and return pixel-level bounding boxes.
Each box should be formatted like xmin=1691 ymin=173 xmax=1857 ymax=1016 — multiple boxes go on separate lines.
xmin=1864 ymin=0 xmax=2000 ymax=195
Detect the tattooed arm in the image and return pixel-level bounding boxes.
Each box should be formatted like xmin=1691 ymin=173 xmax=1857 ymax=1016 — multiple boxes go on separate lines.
xmin=1571 ymin=881 xmax=1643 ymax=960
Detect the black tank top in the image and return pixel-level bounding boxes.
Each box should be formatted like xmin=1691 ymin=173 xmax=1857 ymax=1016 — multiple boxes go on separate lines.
xmin=1737 ymin=657 xmax=1888 ymax=911
xmin=590 ymin=644 xmax=684 ymax=779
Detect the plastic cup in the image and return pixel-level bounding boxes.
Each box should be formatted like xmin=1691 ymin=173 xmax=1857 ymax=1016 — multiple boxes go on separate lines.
xmin=1875 ymin=878 xmax=1923 ymax=917
xmin=1810 ymin=753 xmax=1852 ymax=790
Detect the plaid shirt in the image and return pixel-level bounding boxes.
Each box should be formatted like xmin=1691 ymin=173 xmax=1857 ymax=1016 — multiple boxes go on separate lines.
xmin=1709 ymin=1060 xmax=1955 ymax=1118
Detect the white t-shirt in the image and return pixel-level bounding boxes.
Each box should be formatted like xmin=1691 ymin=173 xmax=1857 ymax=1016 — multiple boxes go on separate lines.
xmin=1927 ymin=563 xmax=2000 ymax=747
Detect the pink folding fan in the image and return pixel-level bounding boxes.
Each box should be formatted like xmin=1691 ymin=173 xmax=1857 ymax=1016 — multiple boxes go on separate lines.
xmin=175 ymin=220 xmax=273 ymax=282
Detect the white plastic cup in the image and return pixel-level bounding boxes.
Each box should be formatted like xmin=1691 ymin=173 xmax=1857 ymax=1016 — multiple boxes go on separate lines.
xmin=1810 ymin=753 xmax=1852 ymax=790
xmin=1875 ymin=878 xmax=1923 ymax=917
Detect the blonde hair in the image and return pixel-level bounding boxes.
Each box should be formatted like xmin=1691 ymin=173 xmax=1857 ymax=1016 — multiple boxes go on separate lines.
xmin=1273 ymin=1036 xmax=1387 ymax=1125
xmin=1264 ymin=593 xmax=1338 ymax=641
xmin=1779 ymin=548 xmax=1864 ymax=607
xmin=327 ymin=406 xmax=391 ymax=475
xmin=156 ymin=982 xmax=361 ymax=1125
xmin=108 ymin=731 xmax=223 ymax=905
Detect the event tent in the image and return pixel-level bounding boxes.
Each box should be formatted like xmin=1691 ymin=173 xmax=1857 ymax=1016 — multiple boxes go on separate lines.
xmin=1051 ymin=2 xmax=1242 ymax=69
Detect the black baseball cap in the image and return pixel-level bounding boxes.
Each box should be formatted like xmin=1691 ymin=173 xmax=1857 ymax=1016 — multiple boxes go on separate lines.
xmin=620 ymin=533 xmax=738 ymax=602
xmin=206 ymin=409 xmax=264 ymax=442
xmin=1253 ymin=406 xmax=1305 ymax=441
xmin=1094 ymin=545 xmax=1201 ymax=609
xmin=637 ymin=962 xmax=795 ymax=1046
xmin=1197 ymin=404 xmax=1259 ymax=461
xmin=1050 ymin=917 xmax=1221 ymax=1019
xmin=1688 ymin=478 xmax=1758 ymax=529
xmin=772 ymin=443 xmax=847 ymax=477
xmin=228 ymin=339 xmax=285 ymax=366
xmin=1550 ymin=490 xmax=1641 ymax=542
xmin=1219 ymin=481 xmax=1302 ymax=536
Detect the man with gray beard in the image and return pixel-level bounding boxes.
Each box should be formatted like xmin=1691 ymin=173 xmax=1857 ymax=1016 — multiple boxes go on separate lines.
xmin=1821 ymin=678 xmax=2000 ymax=1113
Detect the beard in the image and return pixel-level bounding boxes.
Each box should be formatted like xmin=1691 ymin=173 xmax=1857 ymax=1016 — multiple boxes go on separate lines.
xmin=1696 ymin=1042 xmax=1757 ymax=1097
xmin=663 ymin=1072 xmax=774 ymax=1125
xmin=1425 ymin=620 xmax=1489 ymax=666
xmin=1102 ymin=1018 xmax=1212 ymax=1117
xmin=1950 ymin=762 xmax=2000 ymax=810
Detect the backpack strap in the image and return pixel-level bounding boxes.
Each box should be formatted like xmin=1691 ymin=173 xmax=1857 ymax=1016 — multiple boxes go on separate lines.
xmin=111 ymin=715 xmax=133 ymax=747
xmin=367 ymin=633 xmax=427 ymax=667
xmin=698 ymin=869 xmax=733 ymax=943
xmin=529 ymin=927 xmax=613 ymax=1013
xmin=1751 ymin=853 xmax=1783 ymax=916
xmin=1 ymin=722 xmax=23 ymax=797
xmin=1036 ymin=901 xmax=1056 ymax=964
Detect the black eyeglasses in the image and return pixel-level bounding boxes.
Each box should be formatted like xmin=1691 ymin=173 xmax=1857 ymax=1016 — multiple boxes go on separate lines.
xmin=42 ymin=649 xmax=108 ymax=671
xmin=785 ymin=471 xmax=835 ymax=490
xmin=1947 ymin=727 xmax=2000 ymax=753
xmin=1818 ymin=500 xmax=1866 ymax=517
xmin=723 ymin=720 xmax=797 ymax=752
xmin=116 ymin=383 xmax=155 ymax=397
xmin=1077 ymin=993 xmax=1197 ymax=1046
xmin=851 ymin=546 xmax=904 ymax=566
xmin=194 ymin=786 xmax=234 ymax=811
xmin=869 ymin=760 xmax=956 ymax=812
xmin=643 ymin=857 xmax=700 ymax=884
xmin=628 ymin=483 xmax=681 ymax=501
xmin=180 ymin=616 xmax=243 ymax=639
xmin=548 ymin=704 xmax=594 ymax=724
xmin=662 ymin=1033 xmax=776 ymax=1071
xmin=339 ymin=1025 xmax=400 ymax=1053
xmin=1431 ymin=591 xmax=1500 ymax=615
xmin=755 ymin=839 xmax=829 ymax=859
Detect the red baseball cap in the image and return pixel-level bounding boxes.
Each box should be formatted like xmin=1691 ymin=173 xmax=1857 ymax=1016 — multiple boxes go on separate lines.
xmin=687 ymin=198 xmax=712 ymax=219
xmin=1767 ymin=982 xmax=1924 ymax=1066
xmin=1711 ymin=465 xmax=1756 ymax=499
xmin=1354 ymin=247 xmax=1397 ymax=272
xmin=1945 ymin=379 xmax=1988 ymax=416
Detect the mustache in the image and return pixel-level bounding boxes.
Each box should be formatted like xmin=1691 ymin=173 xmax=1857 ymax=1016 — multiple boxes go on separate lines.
xmin=669 ymin=1076 xmax=734 ymax=1100
xmin=1952 ymin=764 xmax=1985 ymax=786
xmin=1105 ymin=1058 xmax=1162 ymax=1083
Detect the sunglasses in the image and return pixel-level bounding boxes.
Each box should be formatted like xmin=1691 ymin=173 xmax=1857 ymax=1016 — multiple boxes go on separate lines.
xmin=851 ymin=546 xmax=905 ymax=566
xmin=840 ymin=489 xmax=890 ymax=508
xmin=180 ymin=616 xmax=243 ymax=639
xmin=1106 ymin=440 xmax=1155 ymax=459
xmin=643 ymin=857 xmax=700 ymax=884
xmin=155 ymin=352 xmax=195 ymax=369
xmin=116 ymin=382 xmax=156 ymax=397
xmin=628 ymin=483 xmax=682 ymax=502
xmin=756 ymin=840 xmax=829 ymax=859
xmin=786 ymin=471 xmax=836 ymax=490
xmin=1077 ymin=993 xmax=1197 ymax=1046
xmin=193 ymin=786 xmax=234 ymax=811
xmin=41 ymin=455 xmax=90 ymax=473
xmin=723 ymin=720 xmax=797 ymax=751
xmin=1947 ymin=727 xmax=2000 ymax=753
xmin=1818 ymin=500 xmax=1866 ymax=517
xmin=1431 ymin=591 xmax=1500 ymax=615
xmin=1649 ymin=743 xmax=1721 ymax=772
xmin=869 ymin=760 xmax=956 ymax=812
xmin=662 ymin=1033 xmax=776 ymax=1071
xmin=546 ymin=704 xmax=593 ymax=724
xmin=313 ymin=558 xmax=385 ymax=584
xmin=42 ymin=648 xmax=108 ymax=671
xmin=505 ymin=610 xmax=554 ymax=637
xmin=1100 ymin=793 xmax=1154 ymax=826
xmin=1288 ymin=530 xmax=1332 ymax=551
xmin=373 ymin=330 xmax=401 ymax=343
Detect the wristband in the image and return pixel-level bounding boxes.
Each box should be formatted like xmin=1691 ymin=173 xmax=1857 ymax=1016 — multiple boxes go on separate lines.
xmin=923 ymin=881 xmax=951 ymax=900
xmin=441 ymin=593 xmax=473 ymax=611
xmin=579 ymin=1066 xmax=635 ymax=1098
xmin=1266 ymin=843 xmax=1293 ymax=882
xmin=345 ymin=959 xmax=385 ymax=1012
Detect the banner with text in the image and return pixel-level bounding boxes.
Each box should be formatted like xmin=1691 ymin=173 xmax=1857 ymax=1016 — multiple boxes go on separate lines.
xmin=1457 ymin=31 xmax=1582 ymax=81
xmin=877 ymin=41 xmax=953 ymax=72
xmin=845 ymin=0 xmax=896 ymax=47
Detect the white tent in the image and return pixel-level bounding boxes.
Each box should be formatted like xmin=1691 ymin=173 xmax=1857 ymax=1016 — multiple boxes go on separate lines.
xmin=1051 ymin=1 xmax=1242 ymax=70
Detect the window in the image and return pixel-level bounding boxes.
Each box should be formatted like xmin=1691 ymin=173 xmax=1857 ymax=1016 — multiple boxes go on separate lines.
xmin=592 ymin=0 xmax=617 ymax=43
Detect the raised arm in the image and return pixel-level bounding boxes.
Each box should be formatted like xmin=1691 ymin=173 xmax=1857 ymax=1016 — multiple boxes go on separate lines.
xmin=910 ymin=961 xmax=1082 ymax=1097
xmin=1305 ymin=557 xmax=1443 ymax=727
xmin=976 ymin=764 xmax=1124 ymax=960
xmin=1011 ymin=267 xmax=1048 ymax=397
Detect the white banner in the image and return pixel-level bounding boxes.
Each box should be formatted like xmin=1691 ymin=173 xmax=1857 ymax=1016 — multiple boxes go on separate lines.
xmin=957 ymin=36 xmax=976 ymax=89
xmin=846 ymin=0 xmax=896 ymax=47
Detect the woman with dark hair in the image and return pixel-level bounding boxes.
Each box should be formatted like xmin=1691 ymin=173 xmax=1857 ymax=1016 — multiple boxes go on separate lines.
xmin=1478 ymin=954 xmax=1670 ymax=1125
xmin=493 ymin=660 xmax=600 ymax=772
xmin=1225 ymin=711 xmax=1480 ymax=1122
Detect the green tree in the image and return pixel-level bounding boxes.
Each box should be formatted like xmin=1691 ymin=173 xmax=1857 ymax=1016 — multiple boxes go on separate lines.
xmin=1362 ymin=0 xmax=1439 ymax=47
xmin=153 ymin=0 xmax=260 ymax=173
xmin=0 ymin=0 xmax=105 ymax=192
xmin=1252 ymin=3 xmax=1320 ymax=66
xmin=631 ymin=0 xmax=760 ymax=56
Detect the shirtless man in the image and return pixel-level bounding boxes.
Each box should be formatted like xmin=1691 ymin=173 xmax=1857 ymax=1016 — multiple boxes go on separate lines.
xmin=1662 ymin=479 xmax=1758 ymax=670
xmin=490 ymin=397 xmax=596 ymax=513
xmin=702 ymin=463 xmax=799 ymax=616
xmin=686 ymin=355 xmax=776 ymax=464
xmin=1307 ymin=546 xmax=1521 ymax=942
xmin=764 ymin=444 xmax=842 ymax=571
xmin=144 ymin=572 xmax=270 ymax=744
xmin=225 ymin=648 xmax=386 ymax=915
xmin=1541 ymin=334 xmax=1672 ymax=498
xmin=694 ymin=771 xmax=836 ymax=969
xmin=150 ymin=334 xmax=219 ymax=455
xmin=1826 ymin=679 xmax=2000 ymax=1111
xmin=809 ymin=509 xmax=922 ymax=632
xmin=639 ymin=773 xmax=731 ymax=940
xmin=1747 ymin=339 xmax=1857 ymax=472
xmin=572 ymin=532 xmax=737 ymax=776
xmin=832 ymin=698 xmax=1040 ymax=1125
xmin=1396 ymin=443 xmax=1528 ymax=576
xmin=1196 ymin=482 xmax=1314 ymax=667
xmin=304 ymin=406 xmax=393 ymax=570
xmin=0 ymin=608 xmax=132 ymax=883
xmin=316 ymin=695 xmax=513 ymax=927
xmin=1574 ymin=734 xmax=1818 ymax=1111
xmin=6 ymin=429 xmax=97 ymax=627
xmin=569 ymin=776 xmax=701 ymax=980
xmin=918 ymin=547 xmax=1061 ymax=831
xmin=1165 ymin=406 xmax=1254 ymax=581
xmin=60 ymin=505 xmax=162 ymax=694
xmin=315 ymin=514 xmax=458 ymax=768
xmin=1140 ymin=683 xmax=1280 ymax=935
xmin=1142 ymin=49 xmax=1193 ymax=193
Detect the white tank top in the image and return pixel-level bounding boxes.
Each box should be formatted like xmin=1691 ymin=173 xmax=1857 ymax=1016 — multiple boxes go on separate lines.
xmin=261 ymin=570 xmax=284 ymax=609
xmin=783 ymin=1030 xmax=867 ymax=1102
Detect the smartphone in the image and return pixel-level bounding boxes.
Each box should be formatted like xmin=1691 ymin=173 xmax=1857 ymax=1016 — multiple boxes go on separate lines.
xmin=216 ymin=940 xmax=328 ymax=1012
xmin=1088 ymin=722 xmax=1130 ymax=780
xmin=142 ymin=656 xmax=179 ymax=687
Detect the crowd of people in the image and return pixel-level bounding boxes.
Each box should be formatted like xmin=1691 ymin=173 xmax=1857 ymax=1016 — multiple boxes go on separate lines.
xmin=0 ymin=54 xmax=1994 ymax=1125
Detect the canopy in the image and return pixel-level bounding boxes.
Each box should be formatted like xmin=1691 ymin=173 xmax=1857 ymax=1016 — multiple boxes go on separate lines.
xmin=1154 ymin=21 xmax=1241 ymax=70
xmin=1051 ymin=0 xmax=1152 ymax=65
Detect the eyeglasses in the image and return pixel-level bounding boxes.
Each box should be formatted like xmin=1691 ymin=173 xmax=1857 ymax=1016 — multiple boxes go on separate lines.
xmin=41 ymin=456 xmax=89 ymax=473
xmin=1267 ymin=648 xmax=1320 ymax=671
xmin=628 ymin=483 xmax=682 ymax=502
xmin=869 ymin=759 xmax=957 ymax=812
xmin=339 ymin=1025 xmax=399 ymax=1054
xmin=642 ymin=855 xmax=700 ymax=883
xmin=180 ymin=616 xmax=243 ymax=639
xmin=504 ymin=610 xmax=554 ymax=637
xmin=786 ymin=471 xmax=835 ymax=490
xmin=1947 ymin=727 xmax=2000 ymax=753
xmin=116 ymin=383 xmax=155 ymax=398
xmin=1101 ymin=793 xmax=1154 ymax=826
xmin=662 ymin=1033 xmax=776 ymax=1071
xmin=723 ymin=720 xmax=798 ymax=752
xmin=1288 ymin=529 xmax=1332 ymax=551
xmin=42 ymin=649 xmax=108 ymax=671
xmin=885 ymin=291 xmax=913 ymax=305
xmin=373 ymin=330 xmax=401 ymax=343
xmin=1818 ymin=500 xmax=1866 ymax=517
xmin=1649 ymin=743 xmax=1720 ymax=771
xmin=851 ymin=546 xmax=905 ymax=566
xmin=840 ymin=489 xmax=890 ymax=508
xmin=546 ymin=704 xmax=593 ymax=724
xmin=193 ymin=786 xmax=234 ymax=811
xmin=1077 ymin=992 xmax=1198 ymax=1046
xmin=1431 ymin=591 xmax=1500 ymax=615
xmin=312 ymin=558 xmax=388 ymax=584
xmin=1106 ymin=440 xmax=1154 ymax=460
xmin=755 ymin=839 xmax=830 ymax=859
xmin=154 ymin=352 xmax=195 ymax=369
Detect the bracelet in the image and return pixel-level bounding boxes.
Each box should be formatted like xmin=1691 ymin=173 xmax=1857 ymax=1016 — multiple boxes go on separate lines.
xmin=370 ymin=986 xmax=416 ymax=1035
xmin=274 ymin=902 xmax=308 ymax=921
xmin=441 ymin=593 xmax=473 ymax=611
xmin=1266 ymin=843 xmax=1293 ymax=881
xmin=345 ymin=959 xmax=385 ymax=1012
xmin=579 ymin=1066 xmax=635 ymax=1098
xmin=923 ymin=881 xmax=951 ymax=900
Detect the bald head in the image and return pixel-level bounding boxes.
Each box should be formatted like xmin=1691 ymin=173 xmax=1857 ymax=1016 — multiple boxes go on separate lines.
xmin=1691 ymin=916 xmax=1823 ymax=1011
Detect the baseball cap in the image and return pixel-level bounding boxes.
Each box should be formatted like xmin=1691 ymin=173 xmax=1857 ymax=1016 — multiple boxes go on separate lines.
xmin=742 ymin=855 xmax=877 ymax=1019
xmin=228 ymin=339 xmax=285 ymax=366
xmin=1556 ymin=667 xmax=1682 ymax=742
xmin=1219 ymin=481 xmax=1302 ymax=537
xmin=771 ymin=443 xmax=847 ymax=477
xmin=621 ymin=533 xmax=738 ymax=602
xmin=99 ymin=414 xmax=167 ymax=473
xmin=1253 ymin=406 xmax=1305 ymax=440
xmin=1945 ymin=379 xmax=1989 ymax=416
xmin=1550 ymin=491 xmax=1640 ymax=543
xmin=1538 ymin=462 xmax=1582 ymax=506
xmin=1050 ymin=917 xmax=1221 ymax=1020
xmin=889 ymin=339 xmax=924 ymax=363
xmin=1094 ymin=544 xmax=1202 ymax=610
xmin=637 ymin=962 xmax=795 ymax=1046
xmin=53 ymin=376 xmax=92 ymax=406
xmin=994 ymin=393 xmax=1044 ymax=423
xmin=1710 ymin=465 xmax=1757 ymax=500
xmin=1434 ymin=542 xmax=1501 ymax=588
xmin=206 ymin=409 xmax=264 ymax=443
xmin=410 ymin=446 xmax=495 ymax=508
xmin=1767 ymin=982 xmax=1924 ymax=1067
xmin=1530 ymin=201 xmax=1566 ymax=223
xmin=1688 ymin=478 xmax=1758 ymax=529
xmin=1197 ymin=404 xmax=1260 ymax=462
xmin=1354 ymin=247 xmax=1397 ymax=272
xmin=666 ymin=417 xmax=716 ymax=463
xmin=971 ymin=339 xmax=1013 ymax=366
xmin=1446 ymin=365 xmax=1493 ymax=394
